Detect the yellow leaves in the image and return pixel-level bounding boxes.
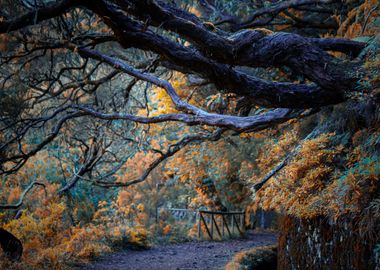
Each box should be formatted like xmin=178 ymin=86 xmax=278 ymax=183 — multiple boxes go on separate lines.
xmin=253 ymin=120 xmax=380 ymax=221
xmin=93 ymin=207 xmax=110 ymax=221
xmin=188 ymin=6 xmax=202 ymax=17
xmin=347 ymin=146 xmax=363 ymax=166
xmin=179 ymin=173 xmax=189 ymax=183
xmin=147 ymin=72 xmax=190 ymax=116
xmin=304 ymin=166 xmax=332 ymax=183
xmin=4 ymin=212 xmax=39 ymax=241
xmin=151 ymin=87 xmax=178 ymax=116
xmin=111 ymin=227 xmax=122 ymax=238
xmin=346 ymin=23 xmax=363 ymax=39
xmin=77 ymin=243 xmax=111 ymax=259
xmin=136 ymin=203 xmax=145 ymax=212
xmin=256 ymin=129 xmax=300 ymax=172
xmin=2 ymin=200 xmax=72 ymax=267
xmin=127 ymin=227 xmax=149 ymax=247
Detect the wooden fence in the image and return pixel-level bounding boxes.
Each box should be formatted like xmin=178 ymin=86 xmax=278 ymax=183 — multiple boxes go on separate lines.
xmin=197 ymin=210 xmax=245 ymax=240
xmin=162 ymin=208 xmax=246 ymax=240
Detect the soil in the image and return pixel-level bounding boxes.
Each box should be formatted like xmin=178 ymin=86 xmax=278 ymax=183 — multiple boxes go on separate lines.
xmin=80 ymin=231 xmax=277 ymax=270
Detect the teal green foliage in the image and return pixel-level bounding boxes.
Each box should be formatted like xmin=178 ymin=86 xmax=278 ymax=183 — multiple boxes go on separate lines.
xmin=375 ymin=244 xmax=380 ymax=263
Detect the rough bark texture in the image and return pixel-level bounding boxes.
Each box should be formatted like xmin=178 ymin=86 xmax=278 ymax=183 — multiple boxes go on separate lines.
xmin=278 ymin=215 xmax=380 ymax=270
xmin=0 ymin=0 xmax=366 ymax=109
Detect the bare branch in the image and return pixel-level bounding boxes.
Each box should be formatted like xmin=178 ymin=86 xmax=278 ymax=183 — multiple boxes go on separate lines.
xmin=68 ymin=46 xmax=304 ymax=131
xmin=87 ymin=128 xmax=226 ymax=188
xmin=235 ymin=0 xmax=336 ymax=29
xmin=0 ymin=181 xmax=46 ymax=209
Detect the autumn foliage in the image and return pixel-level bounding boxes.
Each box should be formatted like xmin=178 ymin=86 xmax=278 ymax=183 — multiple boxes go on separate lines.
xmin=0 ymin=0 xmax=379 ymax=269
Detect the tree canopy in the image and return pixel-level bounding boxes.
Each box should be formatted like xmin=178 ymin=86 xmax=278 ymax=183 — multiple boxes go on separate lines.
xmin=0 ymin=0 xmax=373 ymax=191
xmin=0 ymin=0 xmax=379 ymax=268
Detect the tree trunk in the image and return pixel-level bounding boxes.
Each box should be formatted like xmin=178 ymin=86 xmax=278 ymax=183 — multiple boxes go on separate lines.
xmin=0 ymin=228 xmax=23 ymax=261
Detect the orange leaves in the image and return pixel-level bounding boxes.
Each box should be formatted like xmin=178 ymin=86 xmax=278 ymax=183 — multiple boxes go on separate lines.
xmin=337 ymin=0 xmax=380 ymax=38
xmin=7 ymin=186 xmax=22 ymax=204
xmin=0 ymin=34 xmax=9 ymax=51
xmin=65 ymin=224 xmax=110 ymax=261
xmin=77 ymin=243 xmax=111 ymax=260
xmin=2 ymin=201 xmax=71 ymax=267
xmin=253 ymin=132 xmax=343 ymax=218
xmin=162 ymin=224 xmax=172 ymax=235
xmin=136 ymin=203 xmax=145 ymax=212
xmin=256 ymin=129 xmax=300 ymax=172
xmin=253 ymin=117 xmax=380 ymax=221
xmin=127 ymin=227 xmax=149 ymax=247
xmin=116 ymin=190 xmax=132 ymax=207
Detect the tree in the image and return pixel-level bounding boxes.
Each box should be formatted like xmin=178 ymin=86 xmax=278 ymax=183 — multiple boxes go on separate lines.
xmin=0 ymin=0 xmax=373 ymax=197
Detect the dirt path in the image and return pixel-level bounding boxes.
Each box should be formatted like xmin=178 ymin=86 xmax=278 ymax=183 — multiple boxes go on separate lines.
xmin=81 ymin=231 xmax=277 ymax=270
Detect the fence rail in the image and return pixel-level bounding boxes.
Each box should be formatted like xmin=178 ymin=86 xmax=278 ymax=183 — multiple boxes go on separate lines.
xmin=163 ymin=208 xmax=246 ymax=240
xmin=197 ymin=210 xmax=245 ymax=240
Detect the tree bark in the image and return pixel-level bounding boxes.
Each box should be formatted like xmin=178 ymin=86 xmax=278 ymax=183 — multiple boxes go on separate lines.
xmin=0 ymin=228 xmax=23 ymax=261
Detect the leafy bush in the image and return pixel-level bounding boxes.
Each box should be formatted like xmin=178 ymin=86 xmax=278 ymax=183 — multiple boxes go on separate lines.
xmin=225 ymin=245 xmax=277 ymax=270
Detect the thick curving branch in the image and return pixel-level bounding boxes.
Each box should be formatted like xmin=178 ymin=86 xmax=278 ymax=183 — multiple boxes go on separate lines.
xmin=121 ymin=0 xmax=364 ymax=90
xmin=0 ymin=181 xmax=46 ymax=209
xmin=0 ymin=0 xmax=366 ymax=109
xmin=0 ymin=0 xmax=78 ymax=33
xmin=67 ymin=46 xmax=305 ymax=131
xmin=73 ymin=105 xmax=298 ymax=134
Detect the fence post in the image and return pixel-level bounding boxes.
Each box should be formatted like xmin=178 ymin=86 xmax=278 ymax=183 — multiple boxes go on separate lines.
xmin=210 ymin=213 xmax=214 ymax=239
xmin=199 ymin=212 xmax=213 ymax=240
xmin=233 ymin=214 xmax=244 ymax=237
xmin=197 ymin=211 xmax=201 ymax=239
xmin=222 ymin=215 xmax=225 ymax=237
xmin=212 ymin=214 xmax=222 ymax=239
xmin=231 ymin=214 xmax=235 ymax=234
xmin=222 ymin=215 xmax=232 ymax=237
xmin=240 ymin=212 xmax=244 ymax=232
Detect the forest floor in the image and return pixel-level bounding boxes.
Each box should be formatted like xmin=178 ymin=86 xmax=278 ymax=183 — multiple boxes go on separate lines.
xmin=80 ymin=231 xmax=277 ymax=270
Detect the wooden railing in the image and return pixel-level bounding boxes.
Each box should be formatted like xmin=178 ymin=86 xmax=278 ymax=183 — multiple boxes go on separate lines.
xmin=197 ymin=210 xmax=245 ymax=240
xmin=162 ymin=208 xmax=246 ymax=240
xmin=166 ymin=208 xmax=198 ymax=221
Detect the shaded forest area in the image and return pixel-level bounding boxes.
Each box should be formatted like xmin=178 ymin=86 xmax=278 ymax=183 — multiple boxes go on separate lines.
xmin=0 ymin=0 xmax=379 ymax=269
